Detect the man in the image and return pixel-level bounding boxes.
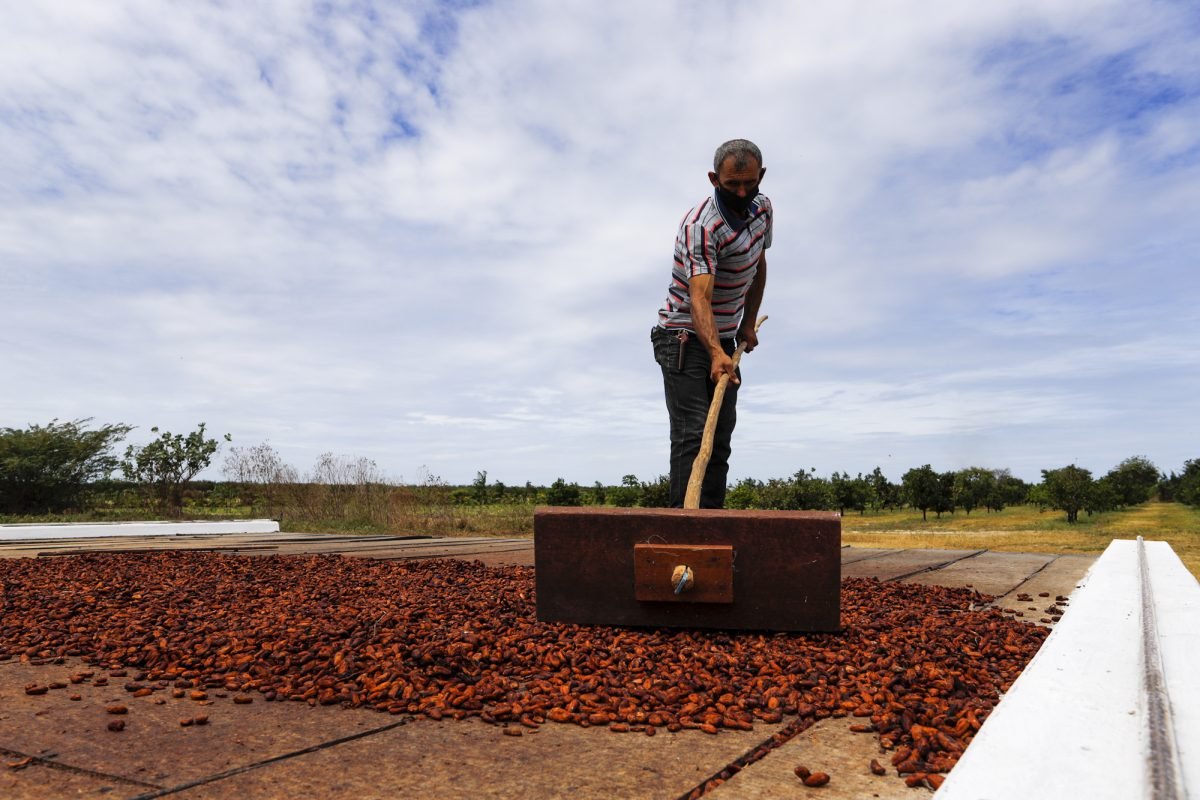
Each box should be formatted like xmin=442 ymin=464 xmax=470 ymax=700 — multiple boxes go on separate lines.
xmin=651 ymin=139 xmax=771 ymax=508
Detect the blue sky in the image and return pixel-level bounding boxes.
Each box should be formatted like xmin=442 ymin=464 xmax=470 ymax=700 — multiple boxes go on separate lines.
xmin=2 ymin=0 xmax=1198 ymax=486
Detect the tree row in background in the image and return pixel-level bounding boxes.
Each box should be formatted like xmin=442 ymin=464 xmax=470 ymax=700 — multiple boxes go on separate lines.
xmin=2 ymin=419 xmax=1198 ymax=526
xmin=463 ymin=456 xmax=1188 ymax=525
xmin=0 ymin=419 xmax=226 ymax=518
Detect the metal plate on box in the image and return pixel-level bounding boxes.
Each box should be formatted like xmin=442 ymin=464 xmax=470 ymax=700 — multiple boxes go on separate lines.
xmin=634 ymin=543 xmax=733 ymax=603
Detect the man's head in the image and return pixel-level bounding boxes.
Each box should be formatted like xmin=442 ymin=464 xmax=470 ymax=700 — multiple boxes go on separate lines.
xmin=709 ymin=139 xmax=765 ymax=216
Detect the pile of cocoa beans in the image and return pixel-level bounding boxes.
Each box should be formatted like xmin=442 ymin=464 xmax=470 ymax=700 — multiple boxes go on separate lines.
xmin=0 ymin=552 xmax=1047 ymax=790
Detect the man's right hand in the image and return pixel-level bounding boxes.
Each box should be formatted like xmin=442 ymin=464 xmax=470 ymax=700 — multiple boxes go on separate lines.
xmin=710 ymin=350 xmax=738 ymax=384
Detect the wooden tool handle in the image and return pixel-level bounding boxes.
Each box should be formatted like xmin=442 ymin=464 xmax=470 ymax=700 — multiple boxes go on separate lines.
xmin=683 ymin=316 xmax=767 ymax=509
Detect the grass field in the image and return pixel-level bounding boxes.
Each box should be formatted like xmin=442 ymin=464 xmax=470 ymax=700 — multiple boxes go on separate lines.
xmin=840 ymin=501 xmax=1200 ymax=579
xmin=6 ymin=497 xmax=1197 ymax=579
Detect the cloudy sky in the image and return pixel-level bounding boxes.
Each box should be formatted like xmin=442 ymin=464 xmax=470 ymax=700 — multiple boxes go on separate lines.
xmin=3 ymin=0 xmax=1198 ymax=487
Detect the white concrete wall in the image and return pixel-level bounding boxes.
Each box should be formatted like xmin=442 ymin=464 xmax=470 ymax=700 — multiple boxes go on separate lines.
xmin=0 ymin=519 xmax=280 ymax=540
xmin=935 ymin=539 xmax=1198 ymax=800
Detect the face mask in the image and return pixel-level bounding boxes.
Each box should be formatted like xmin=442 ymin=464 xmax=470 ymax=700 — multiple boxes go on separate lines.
xmin=716 ymin=184 xmax=757 ymax=215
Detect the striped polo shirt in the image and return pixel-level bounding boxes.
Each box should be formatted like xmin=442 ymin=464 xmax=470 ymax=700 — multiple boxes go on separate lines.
xmin=656 ymin=191 xmax=773 ymax=338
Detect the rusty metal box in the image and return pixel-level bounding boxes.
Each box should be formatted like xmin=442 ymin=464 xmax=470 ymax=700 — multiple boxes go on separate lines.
xmin=534 ymin=507 xmax=841 ymax=631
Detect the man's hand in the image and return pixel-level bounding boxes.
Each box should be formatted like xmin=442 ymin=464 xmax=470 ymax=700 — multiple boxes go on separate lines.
xmin=738 ymin=324 xmax=759 ymax=353
xmin=711 ymin=350 xmax=738 ymax=384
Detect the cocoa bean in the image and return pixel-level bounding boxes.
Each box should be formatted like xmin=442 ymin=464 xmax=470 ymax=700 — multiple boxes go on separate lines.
xmin=0 ymin=552 xmax=1051 ymax=794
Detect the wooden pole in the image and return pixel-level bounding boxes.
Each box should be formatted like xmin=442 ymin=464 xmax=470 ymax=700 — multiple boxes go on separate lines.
xmin=683 ymin=316 xmax=767 ymax=509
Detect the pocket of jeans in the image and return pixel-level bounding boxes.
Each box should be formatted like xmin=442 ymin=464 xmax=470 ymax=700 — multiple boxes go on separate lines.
xmin=651 ymin=329 xmax=675 ymax=371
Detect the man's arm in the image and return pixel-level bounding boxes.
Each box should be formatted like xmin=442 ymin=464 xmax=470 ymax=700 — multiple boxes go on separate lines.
xmin=688 ymin=273 xmax=738 ymax=384
xmin=737 ymin=253 xmax=767 ymax=352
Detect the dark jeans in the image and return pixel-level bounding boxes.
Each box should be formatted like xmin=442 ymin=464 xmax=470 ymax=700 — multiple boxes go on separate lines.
xmin=650 ymin=326 xmax=739 ymax=508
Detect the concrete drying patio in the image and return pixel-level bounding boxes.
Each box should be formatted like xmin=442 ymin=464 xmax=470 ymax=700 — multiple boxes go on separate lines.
xmin=1 ymin=532 xmax=1096 ymax=799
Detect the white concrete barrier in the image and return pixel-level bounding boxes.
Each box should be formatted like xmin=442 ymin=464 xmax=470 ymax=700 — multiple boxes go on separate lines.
xmin=0 ymin=519 xmax=280 ymax=541
xmin=935 ymin=538 xmax=1199 ymax=800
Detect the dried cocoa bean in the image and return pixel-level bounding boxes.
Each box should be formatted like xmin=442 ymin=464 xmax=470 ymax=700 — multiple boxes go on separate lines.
xmin=0 ymin=552 xmax=1052 ymax=794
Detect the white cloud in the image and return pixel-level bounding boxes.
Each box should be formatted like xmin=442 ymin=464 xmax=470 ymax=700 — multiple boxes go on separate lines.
xmin=2 ymin=0 xmax=1198 ymax=487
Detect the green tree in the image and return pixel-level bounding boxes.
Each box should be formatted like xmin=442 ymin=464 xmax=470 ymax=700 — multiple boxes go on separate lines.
xmin=756 ymin=477 xmax=796 ymax=510
xmin=987 ymin=469 xmax=1029 ymax=512
xmin=0 ymin=418 xmax=133 ymax=514
xmin=544 ymin=478 xmax=582 ymax=506
xmin=901 ymin=465 xmax=940 ymax=521
xmin=591 ymin=481 xmax=607 ymax=505
xmin=609 ymin=474 xmax=640 ymax=507
xmin=725 ymin=477 xmax=761 ymax=509
xmin=1175 ymin=459 xmax=1200 ymax=506
xmin=868 ymin=467 xmax=900 ymax=511
xmin=830 ymin=471 xmax=871 ymax=515
xmin=752 ymin=470 xmax=831 ymax=511
xmin=471 ymin=470 xmax=489 ymax=504
xmin=1040 ymin=464 xmax=1093 ymax=523
xmin=1027 ymin=483 xmax=1051 ymax=512
xmin=1104 ymin=456 xmax=1159 ymax=507
xmin=638 ymin=475 xmax=671 ymax=508
xmin=933 ymin=471 xmax=956 ymax=518
xmin=791 ymin=468 xmax=832 ymax=510
xmin=1086 ymin=477 xmax=1120 ymax=516
xmin=122 ymin=423 xmax=228 ymax=517
xmin=954 ymin=467 xmax=996 ymax=515
xmin=609 ymin=474 xmax=638 ymax=506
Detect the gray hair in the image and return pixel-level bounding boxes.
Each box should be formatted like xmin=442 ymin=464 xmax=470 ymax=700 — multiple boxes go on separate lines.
xmin=713 ymin=139 xmax=763 ymax=172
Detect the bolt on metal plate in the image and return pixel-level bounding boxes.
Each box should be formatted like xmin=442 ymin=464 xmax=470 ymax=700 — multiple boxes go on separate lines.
xmin=633 ymin=543 xmax=733 ymax=603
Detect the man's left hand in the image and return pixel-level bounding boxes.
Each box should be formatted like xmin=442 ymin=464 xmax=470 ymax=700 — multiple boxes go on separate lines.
xmin=738 ymin=326 xmax=759 ymax=353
